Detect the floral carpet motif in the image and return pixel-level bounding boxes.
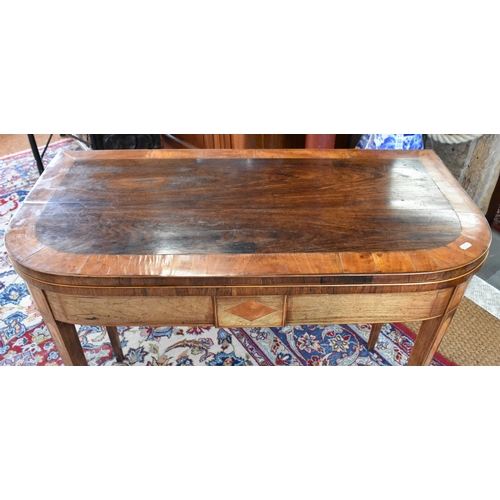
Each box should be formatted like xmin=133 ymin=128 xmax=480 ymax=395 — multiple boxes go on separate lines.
xmin=0 ymin=140 xmax=454 ymax=366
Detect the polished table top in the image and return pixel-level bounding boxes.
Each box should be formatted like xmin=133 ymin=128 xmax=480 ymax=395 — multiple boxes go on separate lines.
xmin=6 ymin=149 xmax=491 ymax=289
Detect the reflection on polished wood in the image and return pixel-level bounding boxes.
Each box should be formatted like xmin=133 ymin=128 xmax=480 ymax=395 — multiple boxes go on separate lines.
xmin=5 ymin=149 xmax=491 ymax=366
xmin=33 ymin=157 xmax=461 ymax=255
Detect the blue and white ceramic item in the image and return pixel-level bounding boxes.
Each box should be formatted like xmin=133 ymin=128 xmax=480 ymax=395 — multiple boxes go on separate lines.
xmin=356 ymin=134 xmax=423 ymax=150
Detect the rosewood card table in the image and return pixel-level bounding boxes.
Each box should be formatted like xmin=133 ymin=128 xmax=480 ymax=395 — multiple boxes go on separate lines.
xmin=5 ymin=149 xmax=491 ymax=366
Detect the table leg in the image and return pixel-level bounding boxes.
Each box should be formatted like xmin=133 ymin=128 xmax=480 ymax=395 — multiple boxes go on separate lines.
xmin=28 ymin=285 xmax=88 ymax=366
xmin=407 ymin=282 xmax=468 ymax=366
xmin=407 ymin=313 xmax=456 ymax=366
xmin=367 ymin=323 xmax=383 ymax=351
xmin=106 ymin=326 xmax=124 ymax=362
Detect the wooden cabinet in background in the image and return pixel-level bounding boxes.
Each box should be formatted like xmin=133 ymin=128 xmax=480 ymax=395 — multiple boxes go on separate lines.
xmin=161 ymin=134 xmax=307 ymax=149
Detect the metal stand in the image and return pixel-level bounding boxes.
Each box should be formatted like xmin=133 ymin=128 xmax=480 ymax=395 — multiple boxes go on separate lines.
xmin=27 ymin=134 xmax=51 ymax=175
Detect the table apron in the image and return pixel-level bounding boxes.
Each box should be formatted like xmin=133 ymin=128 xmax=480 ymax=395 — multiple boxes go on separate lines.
xmin=44 ymin=288 xmax=454 ymax=328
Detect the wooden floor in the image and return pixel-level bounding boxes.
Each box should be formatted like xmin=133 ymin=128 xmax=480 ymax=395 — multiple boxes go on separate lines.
xmin=0 ymin=134 xmax=64 ymax=157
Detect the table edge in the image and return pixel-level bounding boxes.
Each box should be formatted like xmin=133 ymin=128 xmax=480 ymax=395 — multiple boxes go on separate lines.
xmin=5 ymin=149 xmax=492 ymax=286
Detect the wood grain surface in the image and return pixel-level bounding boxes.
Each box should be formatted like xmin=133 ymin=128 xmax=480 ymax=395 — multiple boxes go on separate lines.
xmin=32 ymin=157 xmax=461 ymax=256
xmin=46 ymin=292 xmax=214 ymax=326
xmin=217 ymin=296 xmax=284 ymax=327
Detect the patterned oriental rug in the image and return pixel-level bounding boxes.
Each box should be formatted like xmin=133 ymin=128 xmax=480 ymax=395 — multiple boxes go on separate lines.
xmin=0 ymin=140 xmax=455 ymax=366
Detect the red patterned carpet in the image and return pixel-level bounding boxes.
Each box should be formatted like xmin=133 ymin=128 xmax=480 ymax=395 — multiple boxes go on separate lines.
xmin=0 ymin=140 xmax=455 ymax=366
